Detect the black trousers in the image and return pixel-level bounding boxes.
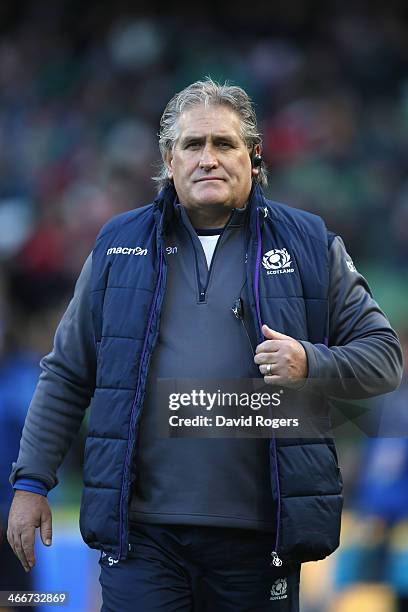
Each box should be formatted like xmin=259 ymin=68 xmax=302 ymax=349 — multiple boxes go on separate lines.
xmin=99 ymin=523 xmax=300 ymax=611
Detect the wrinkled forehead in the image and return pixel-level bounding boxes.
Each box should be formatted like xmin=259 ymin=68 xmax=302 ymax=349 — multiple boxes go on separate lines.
xmin=174 ymin=103 xmax=244 ymax=144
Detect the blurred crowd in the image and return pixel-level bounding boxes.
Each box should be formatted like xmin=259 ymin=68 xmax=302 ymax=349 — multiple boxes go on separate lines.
xmin=0 ymin=1 xmax=407 ymax=609
xmin=0 ymin=2 xmax=407 ymax=287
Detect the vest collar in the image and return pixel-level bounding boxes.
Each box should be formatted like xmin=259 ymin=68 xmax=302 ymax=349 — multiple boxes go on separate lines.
xmin=153 ymin=180 xmax=268 ymax=234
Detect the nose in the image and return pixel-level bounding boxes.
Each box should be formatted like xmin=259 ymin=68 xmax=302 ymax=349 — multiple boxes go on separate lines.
xmin=199 ymin=145 xmax=218 ymax=170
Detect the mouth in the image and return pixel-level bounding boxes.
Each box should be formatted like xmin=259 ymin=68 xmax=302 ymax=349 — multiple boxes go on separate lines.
xmin=195 ymin=177 xmax=225 ymax=183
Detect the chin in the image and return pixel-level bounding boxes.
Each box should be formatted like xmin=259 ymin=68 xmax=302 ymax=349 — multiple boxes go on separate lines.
xmin=192 ymin=187 xmax=230 ymax=206
xmin=194 ymin=197 xmax=232 ymax=208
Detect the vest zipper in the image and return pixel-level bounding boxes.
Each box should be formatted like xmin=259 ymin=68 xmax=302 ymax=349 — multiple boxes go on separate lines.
xmin=183 ymin=228 xmax=207 ymax=302
xmin=183 ymin=215 xmax=225 ymax=303
xmin=254 ymin=206 xmax=283 ymax=567
xmin=118 ymin=247 xmax=165 ymax=560
xmin=199 ymin=233 xmax=223 ymax=302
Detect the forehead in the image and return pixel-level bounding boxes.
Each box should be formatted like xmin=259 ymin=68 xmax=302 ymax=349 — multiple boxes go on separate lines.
xmin=176 ymin=104 xmax=243 ymax=140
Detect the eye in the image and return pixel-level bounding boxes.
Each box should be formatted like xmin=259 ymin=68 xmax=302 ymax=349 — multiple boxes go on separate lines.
xmin=184 ymin=141 xmax=201 ymax=150
xmin=218 ymin=141 xmax=232 ymax=149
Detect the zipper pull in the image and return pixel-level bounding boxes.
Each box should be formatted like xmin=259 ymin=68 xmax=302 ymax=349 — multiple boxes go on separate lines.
xmin=270 ymin=551 xmax=283 ymax=567
xmin=256 ymin=206 xmax=268 ymax=229
xmin=231 ymin=298 xmax=243 ymax=320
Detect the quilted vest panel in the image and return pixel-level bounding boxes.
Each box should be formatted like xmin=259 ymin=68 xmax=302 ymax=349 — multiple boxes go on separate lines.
xmin=79 ymin=202 xmax=167 ymax=555
xmin=246 ymin=185 xmax=343 ymax=562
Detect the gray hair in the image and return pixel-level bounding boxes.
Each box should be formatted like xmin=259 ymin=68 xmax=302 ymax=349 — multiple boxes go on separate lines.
xmin=153 ymin=78 xmax=267 ymax=191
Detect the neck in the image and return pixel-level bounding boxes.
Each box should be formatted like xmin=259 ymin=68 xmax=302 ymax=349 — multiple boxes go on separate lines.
xmin=184 ymin=206 xmax=234 ymax=229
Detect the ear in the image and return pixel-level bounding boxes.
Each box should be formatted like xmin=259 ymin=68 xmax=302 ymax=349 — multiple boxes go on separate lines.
xmin=251 ymin=143 xmax=262 ymax=177
xmin=164 ymin=151 xmax=173 ymax=179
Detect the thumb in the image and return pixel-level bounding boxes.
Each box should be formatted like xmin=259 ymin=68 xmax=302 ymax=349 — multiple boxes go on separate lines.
xmin=262 ymin=324 xmax=289 ymax=340
xmin=40 ymin=508 xmax=52 ymax=547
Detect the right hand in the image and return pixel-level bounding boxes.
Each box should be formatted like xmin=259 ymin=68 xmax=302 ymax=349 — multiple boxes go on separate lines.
xmin=7 ymin=490 xmax=52 ymax=572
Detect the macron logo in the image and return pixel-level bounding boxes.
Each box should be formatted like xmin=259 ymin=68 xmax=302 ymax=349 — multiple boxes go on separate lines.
xmin=106 ymin=246 xmax=148 ymax=256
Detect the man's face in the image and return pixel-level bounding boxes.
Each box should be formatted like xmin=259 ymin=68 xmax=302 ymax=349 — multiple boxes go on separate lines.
xmin=165 ymin=105 xmax=259 ymax=217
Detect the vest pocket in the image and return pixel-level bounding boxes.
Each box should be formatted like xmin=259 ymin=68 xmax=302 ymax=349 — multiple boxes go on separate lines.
xmin=279 ymin=492 xmax=343 ymax=562
xmin=277 ymin=441 xmax=342 ymax=498
xmin=275 ymin=441 xmax=343 ymax=562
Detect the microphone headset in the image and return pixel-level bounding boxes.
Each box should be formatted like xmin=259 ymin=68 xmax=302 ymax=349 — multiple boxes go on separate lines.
xmin=252 ymin=154 xmax=262 ymax=168
xmin=251 ymin=147 xmax=263 ymax=168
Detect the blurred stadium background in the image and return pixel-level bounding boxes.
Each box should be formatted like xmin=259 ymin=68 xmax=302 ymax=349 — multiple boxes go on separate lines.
xmin=0 ymin=1 xmax=407 ymax=610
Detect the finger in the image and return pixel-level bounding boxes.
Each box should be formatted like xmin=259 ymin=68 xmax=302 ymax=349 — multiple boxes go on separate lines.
xmin=259 ymin=363 xmax=278 ymax=376
xmin=263 ymin=374 xmax=285 ymax=386
xmin=6 ymin=525 xmax=13 ymax=549
xmin=21 ymin=527 xmax=36 ymax=569
xmin=7 ymin=527 xmax=16 ymax=558
xmin=262 ymin=324 xmax=290 ymax=340
xmin=254 ymin=352 xmax=279 ymax=365
xmin=40 ymin=509 xmax=52 ymax=547
xmin=264 ymin=375 xmax=300 ymax=389
xmin=255 ymin=340 xmax=280 ymax=354
xmin=13 ymin=532 xmax=31 ymax=572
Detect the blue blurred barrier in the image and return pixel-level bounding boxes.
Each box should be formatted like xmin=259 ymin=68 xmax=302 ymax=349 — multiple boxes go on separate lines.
xmin=32 ymin=512 xmax=102 ymax=612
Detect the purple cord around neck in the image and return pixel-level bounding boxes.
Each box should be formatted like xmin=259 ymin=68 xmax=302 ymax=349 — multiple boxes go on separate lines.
xmin=254 ymin=212 xmax=263 ymax=334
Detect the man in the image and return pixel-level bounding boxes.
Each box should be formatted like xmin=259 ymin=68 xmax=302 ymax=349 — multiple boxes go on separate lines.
xmin=8 ymin=79 xmax=403 ymax=611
